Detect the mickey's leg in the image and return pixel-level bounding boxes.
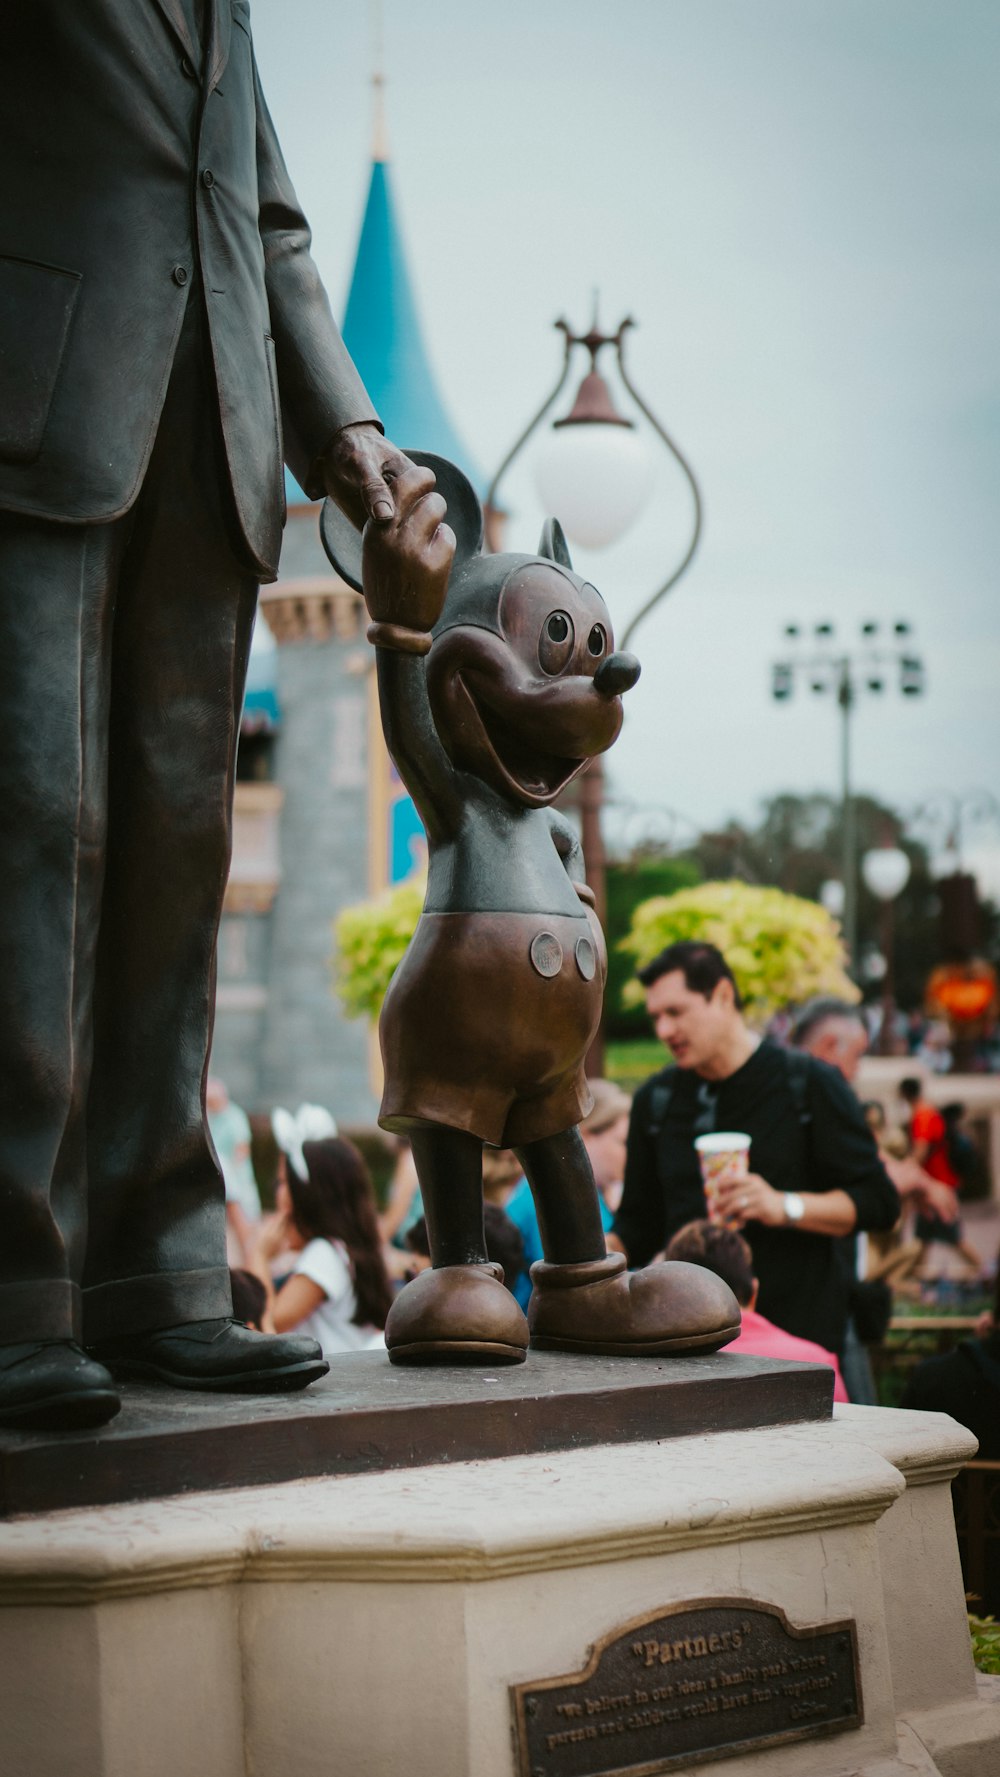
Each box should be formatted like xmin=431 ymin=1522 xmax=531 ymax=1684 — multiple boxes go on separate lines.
xmin=519 ymin=1127 xmax=742 ymax=1357
xmin=515 ymin=1127 xmax=606 ymax=1263
xmin=385 ymin=1125 xmax=529 ymax=1366
xmin=410 ymin=1127 xmax=488 ymax=1266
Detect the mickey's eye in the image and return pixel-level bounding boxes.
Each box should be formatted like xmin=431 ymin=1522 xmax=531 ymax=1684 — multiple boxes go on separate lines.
xmin=538 ymin=610 xmax=576 ymax=675
xmin=587 ymin=624 xmax=607 ymax=658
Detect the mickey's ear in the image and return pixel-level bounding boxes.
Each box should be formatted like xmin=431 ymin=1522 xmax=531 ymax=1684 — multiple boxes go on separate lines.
xmin=319 ymin=451 xmax=484 ymax=594
xmin=538 ymin=517 xmax=573 ymax=570
xmin=318 ymin=496 xmax=364 ymax=592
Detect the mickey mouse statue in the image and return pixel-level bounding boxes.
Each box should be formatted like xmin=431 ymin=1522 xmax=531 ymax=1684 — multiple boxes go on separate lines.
xmin=321 ymin=455 xmax=740 ymax=1365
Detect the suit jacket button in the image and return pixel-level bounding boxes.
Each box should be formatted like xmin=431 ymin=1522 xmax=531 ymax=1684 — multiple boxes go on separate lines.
xmin=200 ymin=168 xmax=215 ymax=189
xmin=180 ymin=55 xmax=196 ymax=79
xmin=172 ymin=265 xmax=189 ymax=287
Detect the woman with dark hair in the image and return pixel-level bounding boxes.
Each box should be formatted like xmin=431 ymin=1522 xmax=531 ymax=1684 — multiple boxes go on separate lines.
xmin=249 ymin=1127 xmax=392 ymax=1355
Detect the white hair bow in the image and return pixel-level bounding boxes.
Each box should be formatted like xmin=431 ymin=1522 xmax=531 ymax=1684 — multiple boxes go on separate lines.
xmin=271 ymin=1102 xmax=337 ymax=1182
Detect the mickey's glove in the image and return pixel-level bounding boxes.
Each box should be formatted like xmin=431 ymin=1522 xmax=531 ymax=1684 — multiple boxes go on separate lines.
xmin=361 ymin=460 xmax=455 ymax=655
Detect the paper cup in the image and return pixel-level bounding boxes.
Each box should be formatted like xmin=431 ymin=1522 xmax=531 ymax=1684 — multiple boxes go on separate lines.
xmin=694 ymin=1132 xmax=751 ymax=1223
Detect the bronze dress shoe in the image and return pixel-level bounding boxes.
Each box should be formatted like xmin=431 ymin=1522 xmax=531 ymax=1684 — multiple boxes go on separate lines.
xmin=0 ymin=1341 xmax=121 ymax=1430
xmin=386 ymin=1263 xmax=529 ymax=1365
xmin=88 ymin=1317 xmax=329 ymax=1392
xmin=528 ymin=1253 xmax=741 ymax=1356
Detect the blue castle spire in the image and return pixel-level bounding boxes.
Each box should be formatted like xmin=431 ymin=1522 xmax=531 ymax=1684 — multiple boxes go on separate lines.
xmin=285 ymin=132 xmax=482 ymax=506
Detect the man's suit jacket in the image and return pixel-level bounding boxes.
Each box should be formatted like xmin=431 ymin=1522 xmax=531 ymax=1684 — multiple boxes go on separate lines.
xmin=0 ymin=0 xmax=377 ymax=579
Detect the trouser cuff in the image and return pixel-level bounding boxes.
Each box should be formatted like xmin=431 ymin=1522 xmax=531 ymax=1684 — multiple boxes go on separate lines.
xmin=82 ymin=1267 xmax=233 ymax=1344
xmin=0 ymin=1278 xmax=81 ymax=1344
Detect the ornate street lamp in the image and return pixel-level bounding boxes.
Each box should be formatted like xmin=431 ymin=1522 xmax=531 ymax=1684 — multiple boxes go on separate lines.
xmin=770 ymin=619 xmax=925 ymax=973
xmin=487 ymin=313 xmax=703 ymax=1071
xmin=486 ymin=313 xmax=702 ymax=646
xmin=861 ymin=845 xmax=912 ymax=1054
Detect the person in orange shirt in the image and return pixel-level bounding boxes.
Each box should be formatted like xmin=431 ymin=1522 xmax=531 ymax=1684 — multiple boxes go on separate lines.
xmin=899 ymin=1078 xmax=982 ymax=1278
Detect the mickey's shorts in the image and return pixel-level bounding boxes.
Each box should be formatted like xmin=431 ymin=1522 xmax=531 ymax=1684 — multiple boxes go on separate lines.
xmin=378 ymin=908 xmax=605 ymax=1147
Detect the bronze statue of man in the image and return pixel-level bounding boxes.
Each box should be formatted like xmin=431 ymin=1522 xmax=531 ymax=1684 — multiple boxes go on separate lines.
xmin=0 ymin=1 xmax=426 ymax=1428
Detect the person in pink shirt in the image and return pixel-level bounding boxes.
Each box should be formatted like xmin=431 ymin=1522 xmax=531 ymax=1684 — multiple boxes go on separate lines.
xmin=665 ymin=1219 xmax=849 ymax=1403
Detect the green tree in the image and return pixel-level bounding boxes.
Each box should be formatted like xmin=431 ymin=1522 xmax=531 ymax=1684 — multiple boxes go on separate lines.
xmin=605 ymin=855 xmax=702 ymax=1037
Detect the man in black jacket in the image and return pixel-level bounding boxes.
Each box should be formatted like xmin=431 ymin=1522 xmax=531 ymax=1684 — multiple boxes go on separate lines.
xmin=0 ymin=2 xmax=451 ymax=1427
xmin=611 ymin=942 xmax=900 ymax=1358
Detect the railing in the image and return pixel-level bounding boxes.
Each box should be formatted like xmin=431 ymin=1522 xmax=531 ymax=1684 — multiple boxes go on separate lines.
xmin=953 ymin=1461 xmax=1000 ymax=1618
xmin=869 ymin=1316 xmax=980 ymax=1407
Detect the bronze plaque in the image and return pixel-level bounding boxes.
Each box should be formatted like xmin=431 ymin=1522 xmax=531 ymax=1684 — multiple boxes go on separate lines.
xmin=510 ymin=1599 xmax=861 ymax=1777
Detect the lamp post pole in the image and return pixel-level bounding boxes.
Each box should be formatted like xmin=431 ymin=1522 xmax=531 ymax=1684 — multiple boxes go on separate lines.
xmin=881 ymin=895 xmax=897 ymax=1050
xmin=838 ymin=660 xmax=858 ymax=969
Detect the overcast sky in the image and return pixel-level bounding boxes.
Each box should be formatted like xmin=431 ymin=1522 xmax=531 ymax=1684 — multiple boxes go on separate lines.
xmin=251 ymin=0 xmax=1000 ymax=886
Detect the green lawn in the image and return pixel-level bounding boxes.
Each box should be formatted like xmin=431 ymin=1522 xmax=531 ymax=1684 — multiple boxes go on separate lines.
xmin=604 ymin=1039 xmax=668 ymax=1090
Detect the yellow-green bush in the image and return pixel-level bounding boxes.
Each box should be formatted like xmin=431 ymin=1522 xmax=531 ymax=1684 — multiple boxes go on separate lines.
xmin=970 ymin=1614 xmax=1000 ymax=1675
xmin=333 ymin=877 xmax=425 ymax=1021
xmin=619 ymin=880 xmax=857 ymax=1024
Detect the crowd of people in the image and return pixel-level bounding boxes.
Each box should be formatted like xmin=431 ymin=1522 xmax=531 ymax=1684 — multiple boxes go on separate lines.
xmin=208 ymin=939 xmax=997 ymax=1463
xmin=770 ymin=1001 xmax=1000 ymax=1076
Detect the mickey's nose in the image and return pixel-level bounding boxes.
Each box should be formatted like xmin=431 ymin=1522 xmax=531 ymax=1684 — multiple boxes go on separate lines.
xmin=594 ymin=651 xmax=641 ymax=697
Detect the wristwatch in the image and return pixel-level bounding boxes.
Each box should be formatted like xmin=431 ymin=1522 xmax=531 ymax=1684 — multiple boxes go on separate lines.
xmin=783 ymin=1192 xmax=805 ymax=1224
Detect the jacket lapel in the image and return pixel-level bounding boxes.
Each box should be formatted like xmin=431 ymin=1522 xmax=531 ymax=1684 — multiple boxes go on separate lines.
xmin=151 ymin=0 xmax=198 ymax=66
xmin=206 ymin=0 xmax=233 ymax=96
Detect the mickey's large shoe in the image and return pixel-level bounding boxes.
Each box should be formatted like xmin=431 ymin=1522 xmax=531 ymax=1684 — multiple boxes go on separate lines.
xmin=528 ymin=1252 xmax=741 ymax=1356
xmin=0 ymin=1341 xmax=121 ymax=1431
xmin=386 ymin=1262 xmax=529 ymax=1365
xmin=89 ymin=1318 xmax=329 ymax=1392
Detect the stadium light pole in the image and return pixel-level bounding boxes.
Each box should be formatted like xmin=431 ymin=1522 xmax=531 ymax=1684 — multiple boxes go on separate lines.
xmin=770 ymin=620 xmax=925 ymax=974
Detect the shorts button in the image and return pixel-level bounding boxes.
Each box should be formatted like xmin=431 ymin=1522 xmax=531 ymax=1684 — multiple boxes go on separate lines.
xmin=575 ymin=937 xmax=597 ymax=981
xmin=200 ymin=168 xmax=215 ymax=189
xmin=529 ymin=932 xmax=563 ymax=979
xmin=172 ymin=265 xmax=189 ymax=287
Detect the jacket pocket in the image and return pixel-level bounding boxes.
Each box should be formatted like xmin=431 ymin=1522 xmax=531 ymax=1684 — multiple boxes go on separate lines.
xmin=0 ymin=255 xmax=81 ymax=464
xmin=263 ymin=332 xmax=286 ymax=520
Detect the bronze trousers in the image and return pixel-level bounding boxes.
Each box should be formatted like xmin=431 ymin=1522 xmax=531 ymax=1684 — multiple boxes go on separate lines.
xmin=0 ymin=288 xmax=258 ymax=1344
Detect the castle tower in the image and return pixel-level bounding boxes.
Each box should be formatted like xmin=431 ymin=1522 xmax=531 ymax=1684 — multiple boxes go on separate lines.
xmin=211 ymin=102 xmax=481 ymax=1119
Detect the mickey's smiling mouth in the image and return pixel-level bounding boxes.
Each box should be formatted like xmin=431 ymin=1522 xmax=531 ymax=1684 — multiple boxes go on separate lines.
xmin=427 ymin=624 xmax=627 ymax=809
xmin=471 ymin=685 xmax=584 ymax=803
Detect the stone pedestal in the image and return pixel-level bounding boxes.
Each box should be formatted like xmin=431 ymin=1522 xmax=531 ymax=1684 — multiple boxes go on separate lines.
xmin=1 ymin=1398 xmax=997 ymax=1777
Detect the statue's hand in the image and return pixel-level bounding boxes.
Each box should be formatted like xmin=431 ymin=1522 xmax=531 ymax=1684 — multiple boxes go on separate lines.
xmin=361 ymin=458 xmax=455 ymax=640
xmin=321 ymin=421 xmax=412 ymax=529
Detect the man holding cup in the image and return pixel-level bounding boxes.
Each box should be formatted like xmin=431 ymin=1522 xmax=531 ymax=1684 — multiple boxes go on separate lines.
xmin=610 ymin=942 xmax=899 ymax=1362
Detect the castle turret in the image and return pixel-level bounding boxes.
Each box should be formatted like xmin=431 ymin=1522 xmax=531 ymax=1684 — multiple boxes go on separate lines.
xmin=211 ymin=100 xmax=480 ymax=1118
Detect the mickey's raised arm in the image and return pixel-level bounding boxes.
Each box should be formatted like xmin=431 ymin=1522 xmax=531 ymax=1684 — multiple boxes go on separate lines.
xmin=320 ymin=457 xmax=466 ymax=838
xmin=361 ymin=463 xmax=465 ymax=839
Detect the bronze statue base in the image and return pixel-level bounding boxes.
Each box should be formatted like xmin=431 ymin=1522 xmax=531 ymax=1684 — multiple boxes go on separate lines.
xmin=0 ymin=1349 xmax=832 ymax=1518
